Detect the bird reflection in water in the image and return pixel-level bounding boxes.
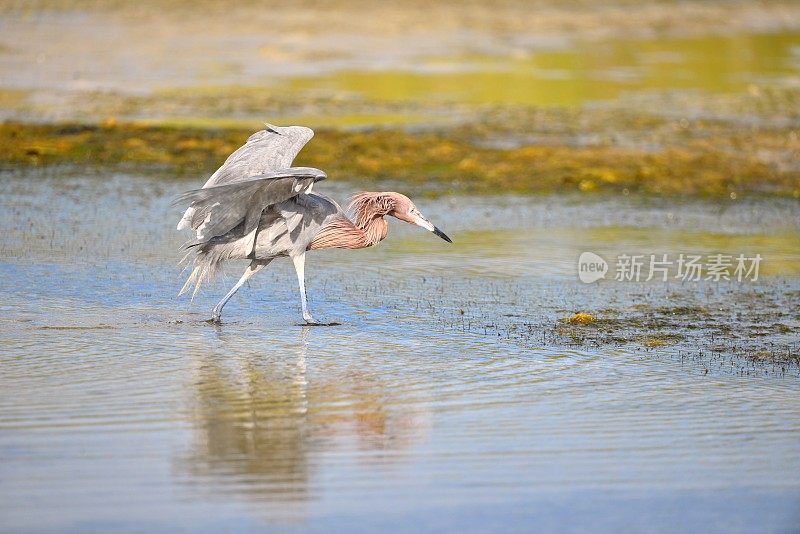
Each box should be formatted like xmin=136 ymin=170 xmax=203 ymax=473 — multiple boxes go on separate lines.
xmin=176 ymin=327 xmax=429 ymax=520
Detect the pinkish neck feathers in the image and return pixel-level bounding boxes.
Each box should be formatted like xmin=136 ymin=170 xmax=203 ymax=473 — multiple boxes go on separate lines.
xmin=308 ymin=192 xmax=403 ymax=250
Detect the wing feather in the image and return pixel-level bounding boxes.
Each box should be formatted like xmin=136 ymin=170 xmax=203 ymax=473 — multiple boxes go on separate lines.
xmin=203 ymin=124 xmax=314 ymax=188
xmin=174 ymin=167 xmax=326 ymax=245
xmin=176 ymin=124 xmax=315 ymax=231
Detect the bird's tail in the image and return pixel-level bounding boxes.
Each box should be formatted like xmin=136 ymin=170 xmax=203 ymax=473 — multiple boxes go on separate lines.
xmin=178 ymin=241 xmax=229 ymax=300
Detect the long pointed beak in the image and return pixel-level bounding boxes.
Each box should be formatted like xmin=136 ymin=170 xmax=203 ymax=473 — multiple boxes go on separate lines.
xmin=415 ymin=214 xmax=453 ymax=243
xmin=432 ymin=225 xmax=453 ymax=243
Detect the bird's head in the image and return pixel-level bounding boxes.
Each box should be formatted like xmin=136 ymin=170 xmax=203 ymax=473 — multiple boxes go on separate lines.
xmin=349 ymin=192 xmax=452 ymax=243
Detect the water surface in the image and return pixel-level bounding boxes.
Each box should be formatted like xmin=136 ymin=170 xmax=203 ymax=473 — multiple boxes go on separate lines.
xmin=288 ymin=32 xmax=800 ymax=107
xmin=1 ymin=170 xmax=799 ymax=531
xmin=1 ymin=6 xmax=798 ymax=123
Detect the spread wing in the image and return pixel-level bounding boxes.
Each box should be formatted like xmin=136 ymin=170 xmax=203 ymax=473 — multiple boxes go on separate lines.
xmin=177 ymin=124 xmax=315 ymax=231
xmin=173 ymin=167 xmax=326 ymax=247
xmin=203 ymin=124 xmax=315 ymax=188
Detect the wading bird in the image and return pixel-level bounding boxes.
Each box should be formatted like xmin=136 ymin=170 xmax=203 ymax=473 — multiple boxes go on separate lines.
xmin=175 ymin=124 xmax=452 ymax=324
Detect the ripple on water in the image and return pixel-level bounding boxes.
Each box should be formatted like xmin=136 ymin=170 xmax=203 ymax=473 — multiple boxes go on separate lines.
xmin=0 ymin=170 xmax=799 ymax=531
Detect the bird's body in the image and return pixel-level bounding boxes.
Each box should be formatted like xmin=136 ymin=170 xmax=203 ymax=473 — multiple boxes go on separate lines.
xmin=190 ymin=191 xmax=390 ymax=261
xmin=175 ymin=124 xmax=451 ymax=324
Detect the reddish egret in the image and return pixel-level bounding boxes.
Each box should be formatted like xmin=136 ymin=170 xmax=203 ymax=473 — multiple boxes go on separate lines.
xmin=175 ymin=124 xmax=451 ymax=324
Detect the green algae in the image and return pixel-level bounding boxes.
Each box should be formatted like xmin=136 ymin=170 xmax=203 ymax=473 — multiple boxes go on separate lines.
xmin=551 ymin=302 xmax=798 ymax=365
xmin=3 ymin=120 xmax=797 ymax=197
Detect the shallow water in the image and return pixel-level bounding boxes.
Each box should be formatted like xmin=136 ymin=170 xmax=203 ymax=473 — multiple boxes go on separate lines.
xmin=1 ymin=6 xmax=798 ymax=123
xmin=288 ymin=32 xmax=800 ymax=107
xmin=1 ymin=169 xmax=799 ymax=531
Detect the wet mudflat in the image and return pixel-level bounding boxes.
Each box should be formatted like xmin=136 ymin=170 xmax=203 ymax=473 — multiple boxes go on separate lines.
xmin=2 ymin=23 xmax=799 ymax=197
xmin=0 ymin=170 xmax=798 ymax=531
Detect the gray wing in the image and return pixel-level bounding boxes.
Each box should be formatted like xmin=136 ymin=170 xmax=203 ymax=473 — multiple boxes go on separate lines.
xmin=177 ymin=124 xmax=315 ymax=232
xmin=203 ymin=124 xmax=315 ymax=188
xmin=174 ymin=167 xmax=326 ymax=247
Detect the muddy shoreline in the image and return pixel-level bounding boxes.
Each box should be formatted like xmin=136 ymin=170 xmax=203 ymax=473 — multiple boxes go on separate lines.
xmin=3 ymin=117 xmax=799 ymax=197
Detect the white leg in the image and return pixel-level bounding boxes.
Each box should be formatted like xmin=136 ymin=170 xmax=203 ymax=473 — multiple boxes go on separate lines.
xmin=211 ymin=259 xmax=270 ymax=322
xmin=292 ymin=253 xmax=317 ymax=324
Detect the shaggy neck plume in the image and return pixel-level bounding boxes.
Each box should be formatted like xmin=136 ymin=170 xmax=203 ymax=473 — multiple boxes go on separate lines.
xmin=357 ymin=212 xmax=388 ymax=246
xmin=307 ymin=193 xmax=392 ymax=250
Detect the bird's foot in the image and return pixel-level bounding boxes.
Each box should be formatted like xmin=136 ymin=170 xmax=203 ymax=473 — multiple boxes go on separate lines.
xmin=208 ymin=310 xmax=222 ymax=324
xmin=298 ymin=316 xmax=341 ymax=327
